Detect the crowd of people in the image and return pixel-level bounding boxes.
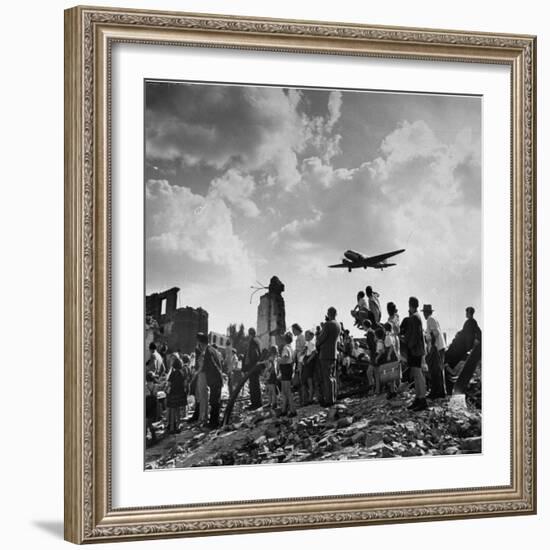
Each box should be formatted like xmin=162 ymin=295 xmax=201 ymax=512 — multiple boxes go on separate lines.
xmin=145 ymin=285 xmax=482 ymax=445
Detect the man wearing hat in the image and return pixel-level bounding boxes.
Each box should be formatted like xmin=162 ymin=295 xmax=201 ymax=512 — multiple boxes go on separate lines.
xmin=422 ymin=304 xmax=446 ymax=399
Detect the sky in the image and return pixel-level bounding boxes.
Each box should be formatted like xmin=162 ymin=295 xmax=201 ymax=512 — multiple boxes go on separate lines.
xmin=145 ymin=80 xmax=482 ymax=338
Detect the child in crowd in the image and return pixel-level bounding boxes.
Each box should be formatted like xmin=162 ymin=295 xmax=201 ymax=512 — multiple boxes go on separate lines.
xmin=279 ymin=332 xmax=297 ymax=417
xmin=264 ymin=345 xmax=279 ymax=409
xmin=181 ymin=353 xmax=192 ymax=393
xmin=145 ymin=371 xmax=158 ymax=445
xmin=166 ymin=354 xmax=188 ymax=434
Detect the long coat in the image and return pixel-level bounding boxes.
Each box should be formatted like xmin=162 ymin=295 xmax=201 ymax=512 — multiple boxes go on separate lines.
xmin=462 ymin=318 xmax=482 ymax=350
xmin=243 ymin=336 xmax=262 ymax=372
xmin=202 ymin=345 xmax=223 ymax=388
xmin=316 ymin=319 xmax=341 ymax=361
xmin=405 ymin=312 xmax=425 ymax=358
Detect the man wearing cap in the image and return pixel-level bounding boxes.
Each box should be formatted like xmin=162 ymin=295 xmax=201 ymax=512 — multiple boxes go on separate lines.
xmin=404 ymin=296 xmax=427 ymax=411
xmin=422 ymin=304 xmax=446 ymax=399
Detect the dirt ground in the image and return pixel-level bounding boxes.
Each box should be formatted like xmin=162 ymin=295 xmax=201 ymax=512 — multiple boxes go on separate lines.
xmin=145 ymin=369 xmax=482 ymax=470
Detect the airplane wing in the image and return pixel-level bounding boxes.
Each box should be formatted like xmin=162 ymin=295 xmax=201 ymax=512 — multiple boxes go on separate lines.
xmin=329 ymin=263 xmax=352 ymax=269
xmin=366 ymin=248 xmax=405 ymax=265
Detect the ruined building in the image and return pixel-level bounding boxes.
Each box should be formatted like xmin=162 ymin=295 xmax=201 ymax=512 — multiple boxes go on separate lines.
xmin=145 ymin=287 xmax=208 ymax=354
xmin=209 ymin=331 xmax=229 ymax=347
xmin=256 ymin=276 xmax=286 ymax=350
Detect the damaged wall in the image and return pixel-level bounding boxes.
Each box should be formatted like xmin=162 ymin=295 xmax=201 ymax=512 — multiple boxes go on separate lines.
xmin=146 ymin=287 xmax=208 ymax=354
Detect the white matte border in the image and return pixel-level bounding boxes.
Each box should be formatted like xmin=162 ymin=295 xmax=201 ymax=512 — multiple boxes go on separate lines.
xmin=111 ymin=43 xmax=511 ymax=508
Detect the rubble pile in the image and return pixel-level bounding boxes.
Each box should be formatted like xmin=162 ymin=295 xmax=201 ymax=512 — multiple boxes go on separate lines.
xmin=464 ymin=365 xmax=482 ymax=410
xmin=146 ymin=388 xmax=482 ymax=469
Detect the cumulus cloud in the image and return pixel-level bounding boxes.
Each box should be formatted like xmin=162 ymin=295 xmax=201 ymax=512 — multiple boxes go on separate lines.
xmin=367 ymin=119 xmax=481 ymax=208
xmin=145 ymin=83 xmax=482 ymax=333
xmin=145 ymin=179 xmax=255 ymax=287
xmin=301 ymin=92 xmax=344 ymax=163
xmin=360 ymin=119 xmax=482 ymax=328
xmin=270 ymin=163 xmax=395 ymax=255
xmin=327 ymin=91 xmax=343 ymax=130
xmin=270 ymin=210 xmax=323 ymax=246
xmin=146 ymin=83 xmax=349 ymax=193
xmin=366 ymin=119 xmax=480 ymax=220
xmin=209 ymin=169 xmax=259 ymax=217
xmin=146 ymin=84 xmax=309 ymax=190
xmin=265 ymin=115 xmax=481 ymax=328
xmin=301 ymin=157 xmax=354 ymax=188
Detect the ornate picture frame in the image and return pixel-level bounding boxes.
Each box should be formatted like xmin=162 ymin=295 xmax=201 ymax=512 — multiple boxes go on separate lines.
xmin=64 ymin=5 xmax=536 ymax=544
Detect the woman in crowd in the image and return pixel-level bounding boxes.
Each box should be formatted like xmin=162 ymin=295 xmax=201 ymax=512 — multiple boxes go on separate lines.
xmin=166 ymin=354 xmax=189 ymax=434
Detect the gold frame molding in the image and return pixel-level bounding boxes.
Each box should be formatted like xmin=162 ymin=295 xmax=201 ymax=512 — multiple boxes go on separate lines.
xmin=64 ymin=5 xmax=537 ymax=544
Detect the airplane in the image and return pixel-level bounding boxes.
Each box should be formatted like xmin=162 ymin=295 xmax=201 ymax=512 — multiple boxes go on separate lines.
xmin=329 ymin=248 xmax=405 ymax=272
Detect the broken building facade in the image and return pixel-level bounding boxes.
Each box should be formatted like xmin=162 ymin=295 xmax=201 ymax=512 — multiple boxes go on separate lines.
xmin=209 ymin=331 xmax=229 ymax=347
xmin=146 ymin=287 xmax=208 ymax=355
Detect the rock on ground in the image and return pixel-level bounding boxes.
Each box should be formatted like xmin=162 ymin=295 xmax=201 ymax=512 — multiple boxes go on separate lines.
xmin=145 ymin=388 xmax=482 ymax=469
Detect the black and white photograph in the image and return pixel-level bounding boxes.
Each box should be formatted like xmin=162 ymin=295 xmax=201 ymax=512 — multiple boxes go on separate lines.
xmin=143 ymin=80 xmax=483 ymax=470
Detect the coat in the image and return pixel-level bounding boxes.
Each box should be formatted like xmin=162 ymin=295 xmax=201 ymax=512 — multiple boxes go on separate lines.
xmin=202 ymin=345 xmax=223 ymax=388
xmin=462 ymin=318 xmax=482 ymax=350
xmin=243 ymin=336 xmax=262 ymax=372
xmin=316 ymin=319 xmax=341 ymax=361
xmin=405 ymin=312 xmax=425 ymax=358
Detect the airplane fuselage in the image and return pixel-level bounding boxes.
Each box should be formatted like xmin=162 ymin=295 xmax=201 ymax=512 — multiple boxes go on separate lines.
xmin=344 ymin=250 xmax=364 ymax=262
xmin=329 ymin=248 xmax=405 ymax=272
